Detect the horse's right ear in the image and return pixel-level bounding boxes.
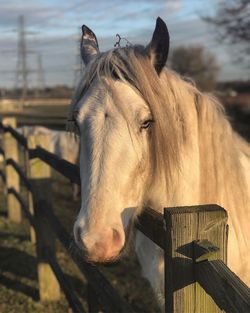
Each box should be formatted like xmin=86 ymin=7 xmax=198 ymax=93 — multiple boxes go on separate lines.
xmin=81 ymin=25 xmax=99 ymax=65
xmin=146 ymin=17 xmax=169 ymax=74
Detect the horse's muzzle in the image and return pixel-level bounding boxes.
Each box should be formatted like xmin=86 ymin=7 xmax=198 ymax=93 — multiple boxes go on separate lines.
xmin=74 ymin=224 xmax=125 ymax=263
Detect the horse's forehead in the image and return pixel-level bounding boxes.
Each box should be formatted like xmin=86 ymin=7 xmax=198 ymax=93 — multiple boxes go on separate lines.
xmin=76 ymin=81 xmax=106 ymax=116
xmin=110 ymin=80 xmax=150 ymax=112
xmin=80 ymin=80 xmax=148 ymax=111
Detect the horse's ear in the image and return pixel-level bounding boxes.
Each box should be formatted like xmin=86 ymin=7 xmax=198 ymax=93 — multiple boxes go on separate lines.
xmin=146 ymin=17 xmax=169 ymax=74
xmin=81 ymin=25 xmax=99 ymax=65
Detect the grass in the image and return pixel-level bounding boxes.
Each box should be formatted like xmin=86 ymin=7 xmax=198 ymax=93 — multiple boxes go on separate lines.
xmin=0 ymin=167 xmax=160 ymax=313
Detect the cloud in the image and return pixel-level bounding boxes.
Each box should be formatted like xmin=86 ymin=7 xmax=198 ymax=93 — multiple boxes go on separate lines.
xmin=0 ymin=0 xmax=248 ymax=87
xmin=0 ymin=2 xmax=52 ymax=28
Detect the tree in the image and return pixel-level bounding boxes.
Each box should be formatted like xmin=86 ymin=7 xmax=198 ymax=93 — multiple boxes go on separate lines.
xmin=202 ymin=0 xmax=250 ymax=57
xmin=170 ymin=45 xmax=219 ymax=91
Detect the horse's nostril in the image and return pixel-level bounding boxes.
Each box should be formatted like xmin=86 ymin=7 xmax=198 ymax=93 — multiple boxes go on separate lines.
xmin=112 ymin=228 xmax=123 ymax=248
xmin=112 ymin=228 xmax=119 ymax=244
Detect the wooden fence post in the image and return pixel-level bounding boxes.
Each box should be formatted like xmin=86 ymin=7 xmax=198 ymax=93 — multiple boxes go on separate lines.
xmin=28 ymin=134 xmax=60 ymax=301
xmin=164 ymin=205 xmax=228 ymax=313
xmin=23 ymin=128 xmax=36 ymax=244
xmin=2 ymin=117 xmax=22 ymax=223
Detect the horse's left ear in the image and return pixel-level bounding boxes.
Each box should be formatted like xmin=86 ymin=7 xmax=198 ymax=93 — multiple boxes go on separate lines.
xmin=81 ymin=25 xmax=99 ymax=65
xmin=146 ymin=17 xmax=169 ymax=74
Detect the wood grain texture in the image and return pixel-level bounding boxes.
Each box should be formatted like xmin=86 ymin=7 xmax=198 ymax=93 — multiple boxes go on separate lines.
xmin=136 ymin=207 xmax=165 ymax=249
xmin=2 ymin=118 xmax=22 ymax=223
xmin=23 ymin=128 xmax=36 ymax=243
xmin=196 ymin=259 xmax=250 ymax=313
xmin=28 ymin=134 xmax=60 ymax=301
xmin=164 ymin=204 xmax=228 ymax=313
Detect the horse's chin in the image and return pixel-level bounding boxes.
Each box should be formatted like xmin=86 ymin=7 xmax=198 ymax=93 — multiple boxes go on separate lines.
xmin=85 ymin=240 xmax=128 ymax=264
xmin=87 ymin=253 xmax=122 ymax=264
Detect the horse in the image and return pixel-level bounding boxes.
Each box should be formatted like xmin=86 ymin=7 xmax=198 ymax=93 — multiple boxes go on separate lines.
xmin=68 ymin=17 xmax=250 ymax=308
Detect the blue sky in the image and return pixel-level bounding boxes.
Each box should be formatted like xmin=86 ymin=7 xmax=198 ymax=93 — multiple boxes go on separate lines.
xmin=0 ymin=0 xmax=248 ymax=88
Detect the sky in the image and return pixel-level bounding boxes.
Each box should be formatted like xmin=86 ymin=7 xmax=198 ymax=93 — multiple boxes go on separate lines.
xmin=0 ymin=0 xmax=249 ymax=88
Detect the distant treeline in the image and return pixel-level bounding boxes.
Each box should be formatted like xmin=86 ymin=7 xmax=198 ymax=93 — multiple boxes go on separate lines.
xmin=217 ymin=81 xmax=250 ymax=93
xmin=0 ymin=85 xmax=74 ymax=99
xmin=1 ymin=80 xmax=250 ymax=99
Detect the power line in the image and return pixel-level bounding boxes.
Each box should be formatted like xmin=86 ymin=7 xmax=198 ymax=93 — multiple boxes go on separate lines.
xmin=36 ymin=53 xmax=45 ymax=96
xmin=15 ymin=15 xmax=28 ymax=99
xmin=14 ymin=15 xmax=46 ymax=98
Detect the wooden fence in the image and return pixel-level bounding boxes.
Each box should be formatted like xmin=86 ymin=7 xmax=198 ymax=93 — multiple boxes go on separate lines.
xmin=0 ymin=117 xmax=249 ymax=313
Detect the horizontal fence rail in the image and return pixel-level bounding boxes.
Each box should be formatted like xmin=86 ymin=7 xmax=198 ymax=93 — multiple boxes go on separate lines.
xmin=0 ymin=169 xmax=6 ymax=183
xmin=8 ymin=187 xmax=36 ymax=228
xmin=0 ymin=118 xmax=250 ymax=313
xmin=6 ymin=158 xmax=32 ymax=191
xmin=0 ymin=146 xmax=5 ymax=157
xmin=29 ymin=146 xmax=81 ymax=185
xmin=196 ymin=259 xmax=250 ymax=313
xmin=1 ymin=123 xmax=28 ymax=149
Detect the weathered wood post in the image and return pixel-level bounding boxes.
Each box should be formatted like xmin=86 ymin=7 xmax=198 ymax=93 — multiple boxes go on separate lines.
xmin=164 ymin=204 xmax=228 ymax=313
xmin=28 ymin=134 xmax=60 ymax=301
xmin=2 ymin=117 xmax=22 ymax=223
xmin=23 ymin=128 xmax=36 ymax=244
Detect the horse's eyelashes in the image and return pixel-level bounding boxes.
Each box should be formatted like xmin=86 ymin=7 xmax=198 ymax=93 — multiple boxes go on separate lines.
xmin=140 ymin=119 xmax=154 ymax=130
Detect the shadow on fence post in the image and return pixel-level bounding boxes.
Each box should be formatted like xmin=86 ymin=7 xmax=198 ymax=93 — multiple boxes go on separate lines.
xmin=2 ymin=117 xmax=22 ymax=223
xmin=28 ymin=134 xmax=60 ymax=301
xmin=23 ymin=127 xmax=36 ymax=244
xmin=0 ymin=127 xmax=6 ymax=199
xmin=164 ymin=204 xmax=228 ymax=313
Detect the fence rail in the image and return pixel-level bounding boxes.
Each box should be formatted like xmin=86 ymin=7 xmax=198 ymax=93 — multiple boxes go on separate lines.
xmin=0 ymin=117 xmax=249 ymax=313
xmin=29 ymin=146 xmax=81 ymax=184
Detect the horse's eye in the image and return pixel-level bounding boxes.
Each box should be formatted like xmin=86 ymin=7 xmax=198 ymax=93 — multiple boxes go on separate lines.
xmin=140 ymin=119 xmax=153 ymax=130
xmin=112 ymin=71 xmax=119 ymax=80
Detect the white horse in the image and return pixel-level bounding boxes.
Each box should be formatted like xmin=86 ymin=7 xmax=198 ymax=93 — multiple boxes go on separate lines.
xmin=69 ymin=18 xmax=250 ymax=308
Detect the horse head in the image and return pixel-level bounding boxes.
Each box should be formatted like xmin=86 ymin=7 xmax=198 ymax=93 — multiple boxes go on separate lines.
xmin=72 ymin=18 xmax=171 ymax=262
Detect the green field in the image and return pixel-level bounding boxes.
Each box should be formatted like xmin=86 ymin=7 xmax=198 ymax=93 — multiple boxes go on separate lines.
xmin=0 ymin=170 xmax=160 ymax=313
